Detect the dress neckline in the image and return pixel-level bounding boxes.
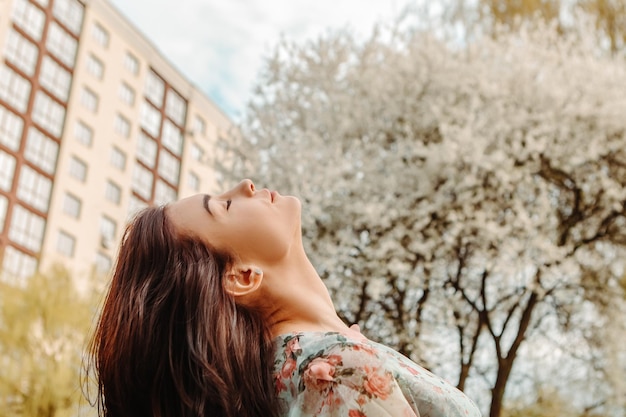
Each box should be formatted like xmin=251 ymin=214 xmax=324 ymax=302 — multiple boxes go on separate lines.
xmin=274 ymin=330 xmax=369 ymax=343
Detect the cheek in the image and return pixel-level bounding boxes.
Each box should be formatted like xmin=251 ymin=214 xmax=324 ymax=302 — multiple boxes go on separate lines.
xmin=255 ymin=222 xmax=292 ymax=261
xmin=250 ymin=217 xmax=297 ymax=262
xmin=223 ymin=222 xmax=287 ymax=263
xmin=229 ymin=200 xmax=301 ymax=262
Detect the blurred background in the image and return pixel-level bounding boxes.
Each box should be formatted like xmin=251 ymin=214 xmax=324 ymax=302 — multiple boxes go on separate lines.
xmin=0 ymin=1 xmax=624 ymax=416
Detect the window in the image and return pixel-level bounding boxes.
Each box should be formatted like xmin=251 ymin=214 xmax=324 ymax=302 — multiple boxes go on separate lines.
xmin=165 ymin=89 xmax=186 ymax=126
xmin=110 ymin=146 xmax=126 ymax=170
xmin=105 ymin=180 xmax=121 ymax=204
xmin=114 ymin=113 xmax=131 ymax=138
xmin=52 ymin=0 xmax=84 ymax=35
xmin=124 ymin=51 xmax=139 ymax=75
xmin=24 ymin=128 xmax=59 ymax=174
xmin=68 ymin=156 xmax=87 ymax=182
xmin=140 ymin=102 xmax=161 ymax=137
xmin=161 ymin=119 xmax=183 ymax=156
xmin=32 ymin=92 xmax=65 ymax=137
xmin=188 ymin=171 xmax=200 ymax=191
xmin=92 ymin=22 xmax=109 ymax=47
xmin=0 ymin=105 xmax=24 ymax=151
xmin=136 ymin=132 xmax=157 ymax=168
xmin=193 ymin=116 xmax=206 ymax=135
xmin=157 ymin=151 xmax=180 ymax=186
xmin=132 ymin=163 xmax=153 ymax=200
xmin=46 ymin=22 xmax=77 ymax=68
xmin=145 ymin=71 xmax=164 ymax=107
xmin=154 ymin=179 xmax=177 ymax=205
xmin=4 ymin=29 xmax=38 ymax=76
xmin=39 ymin=56 xmax=72 ymax=101
xmin=11 ymin=0 xmax=45 ymax=41
xmin=56 ymin=230 xmax=75 ymax=257
xmin=80 ymin=87 xmax=98 ymax=112
xmin=9 ymin=204 xmax=45 ymax=252
xmin=0 ymin=195 xmax=7 ymax=233
xmin=94 ymin=252 xmax=112 ymax=274
xmin=0 ymin=150 xmax=16 ymax=191
xmin=100 ymin=215 xmax=116 ymax=242
xmin=118 ymin=82 xmax=135 ymax=106
xmin=85 ymin=53 xmax=104 ymax=79
xmin=17 ymin=165 xmax=51 ymax=212
xmin=0 ymin=65 xmax=31 ymax=113
xmin=190 ymin=143 xmax=204 ymax=162
xmin=62 ymin=192 xmax=81 ymax=218
xmin=74 ymin=120 xmax=93 ymax=147
xmin=1 ymin=246 xmax=37 ymax=283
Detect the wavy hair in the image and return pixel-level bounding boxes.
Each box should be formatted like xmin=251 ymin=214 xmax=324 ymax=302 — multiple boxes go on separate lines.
xmin=85 ymin=206 xmax=280 ymax=417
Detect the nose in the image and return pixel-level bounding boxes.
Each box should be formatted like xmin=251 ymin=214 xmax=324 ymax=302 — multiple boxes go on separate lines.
xmin=221 ymin=179 xmax=255 ymax=199
xmin=237 ymin=179 xmax=255 ymax=196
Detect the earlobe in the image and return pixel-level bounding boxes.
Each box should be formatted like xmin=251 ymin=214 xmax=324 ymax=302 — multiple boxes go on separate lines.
xmin=224 ymin=266 xmax=263 ymax=298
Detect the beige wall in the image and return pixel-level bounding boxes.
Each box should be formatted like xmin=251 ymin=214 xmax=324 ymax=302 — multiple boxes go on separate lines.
xmin=0 ymin=0 xmax=15 ymax=51
xmin=26 ymin=0 xmax=234 ymax=285
xmin=40 ymin=2 xmax=145 ymax=280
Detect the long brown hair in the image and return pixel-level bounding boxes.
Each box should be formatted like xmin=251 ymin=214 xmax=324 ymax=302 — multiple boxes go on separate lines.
xmin=85 ymin=206 xmax=281 ymax=417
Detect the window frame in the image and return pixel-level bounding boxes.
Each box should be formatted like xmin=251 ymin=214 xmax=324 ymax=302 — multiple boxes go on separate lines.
xmin=24 ymin=127 xmax=59 ymax=175
xmin=68 ymin=155 xmax=87 ymax=182
xmin=46 ymin=21 xmax=78 ymax=68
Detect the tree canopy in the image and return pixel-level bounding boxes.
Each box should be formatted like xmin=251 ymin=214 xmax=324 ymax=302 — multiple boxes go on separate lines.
xmin=220 ymin=16 xmax=626 ymax=417
xmin=436 ymin=0 xmax=626 ymax=54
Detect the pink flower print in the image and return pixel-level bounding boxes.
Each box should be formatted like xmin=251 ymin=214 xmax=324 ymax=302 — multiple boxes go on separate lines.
xmin=349 ymin=410 xmax=367 ymax=417
xmin=352 ymin=343 xmax=378 ymax=356
xmin=325 ymin=354 xmax=343 ymax=366
xmin=281 ymin=357 xmax=297 ymax=378
xmin=323 ymin=387 xmax=343 ymax=409
xmin=285 ymin=337 xmax=302 ymax=356
xmin=401 ymin=362 xmax=420 ymax=376
xmin=275 ymin=374 xmax=287 ymax=393
xmin=303 ymin=357 xmax=336 ymax=391
xmin=363 ymin=366 xmax=393 ymax=400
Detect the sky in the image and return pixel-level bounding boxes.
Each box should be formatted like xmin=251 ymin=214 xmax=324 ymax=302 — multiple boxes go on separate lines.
xmin=108 ymin=0 xmax=414 ymax=122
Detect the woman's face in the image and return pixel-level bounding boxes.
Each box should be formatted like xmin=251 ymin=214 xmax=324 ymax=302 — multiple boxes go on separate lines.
xmin=167 ymin=179 xmax=301 ymax=264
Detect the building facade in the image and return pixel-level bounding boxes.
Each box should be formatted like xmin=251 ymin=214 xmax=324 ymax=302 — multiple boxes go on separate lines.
xmin=0 ymin=0 xmax=233 ymax=286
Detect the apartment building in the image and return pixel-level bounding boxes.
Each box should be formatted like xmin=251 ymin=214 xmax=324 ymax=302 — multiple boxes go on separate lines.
xmin=0 ymin=0 xmax=233 ymax=286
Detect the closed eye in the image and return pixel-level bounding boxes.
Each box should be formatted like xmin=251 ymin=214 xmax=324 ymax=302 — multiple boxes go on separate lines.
xmin=226 ymin=199 xmax=232 ymax=211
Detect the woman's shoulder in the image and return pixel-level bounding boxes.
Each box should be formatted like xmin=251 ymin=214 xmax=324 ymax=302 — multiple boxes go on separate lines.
xmin=275 ymin=331 xmax=375 ymax=354
xmin=274 ymin=331 xmax=386 ymax=371
xmin=273 ymin=332 xmax=419 ymax=416
xmin=273 ymin=331 xmax=483 ymax=417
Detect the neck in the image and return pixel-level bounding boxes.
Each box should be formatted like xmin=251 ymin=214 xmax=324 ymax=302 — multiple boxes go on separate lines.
xmin=258 ymin=244 xmax=352 ymax=338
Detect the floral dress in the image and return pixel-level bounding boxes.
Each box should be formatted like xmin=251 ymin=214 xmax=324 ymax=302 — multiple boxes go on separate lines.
xmin=274 ymin=331 xmax=482 ymax=417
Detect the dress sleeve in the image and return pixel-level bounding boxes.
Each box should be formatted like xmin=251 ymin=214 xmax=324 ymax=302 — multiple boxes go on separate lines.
xmin=289 ymin=343 xmax=419 ymax=417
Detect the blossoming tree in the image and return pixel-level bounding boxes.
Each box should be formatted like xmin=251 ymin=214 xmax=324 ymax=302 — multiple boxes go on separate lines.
xmin=219 ymin=18 xmax=626 ymax=417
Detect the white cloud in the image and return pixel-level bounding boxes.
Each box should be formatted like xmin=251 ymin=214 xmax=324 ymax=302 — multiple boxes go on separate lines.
xmin=108 ymin=0 xmax=412 ymax=121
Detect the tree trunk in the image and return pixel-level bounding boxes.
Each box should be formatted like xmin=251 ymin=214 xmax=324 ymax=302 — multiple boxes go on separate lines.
xmin=490 ymin=358 xmax=514 ymax=417
xmin=457 ymin=363 xmax=470 ymax=392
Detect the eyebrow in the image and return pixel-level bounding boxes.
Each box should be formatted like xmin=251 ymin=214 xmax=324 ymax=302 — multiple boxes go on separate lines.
xmin=203 ymin=194 xmax=213 ymax=216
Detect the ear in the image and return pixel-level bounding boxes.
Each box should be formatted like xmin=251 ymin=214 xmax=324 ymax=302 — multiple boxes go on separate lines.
xmin=224 ymin=265 xmax=263 ymax=298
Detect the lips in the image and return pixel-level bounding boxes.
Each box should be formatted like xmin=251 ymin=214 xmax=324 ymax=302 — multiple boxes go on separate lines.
xmin=262 ymin=188 xmax=279 ymax=202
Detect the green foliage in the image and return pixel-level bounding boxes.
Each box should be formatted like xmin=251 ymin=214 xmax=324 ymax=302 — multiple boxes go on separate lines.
xmin=0 ymin=266 xmax=97 ymax=417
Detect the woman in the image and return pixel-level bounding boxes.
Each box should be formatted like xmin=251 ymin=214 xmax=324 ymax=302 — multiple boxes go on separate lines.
xmin=87 ymin=179 xmax=481 ymax=417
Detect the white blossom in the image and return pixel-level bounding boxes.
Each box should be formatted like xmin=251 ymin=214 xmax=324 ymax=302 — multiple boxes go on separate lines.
xmin=221 ymin=15 xmax=626 ymax=415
